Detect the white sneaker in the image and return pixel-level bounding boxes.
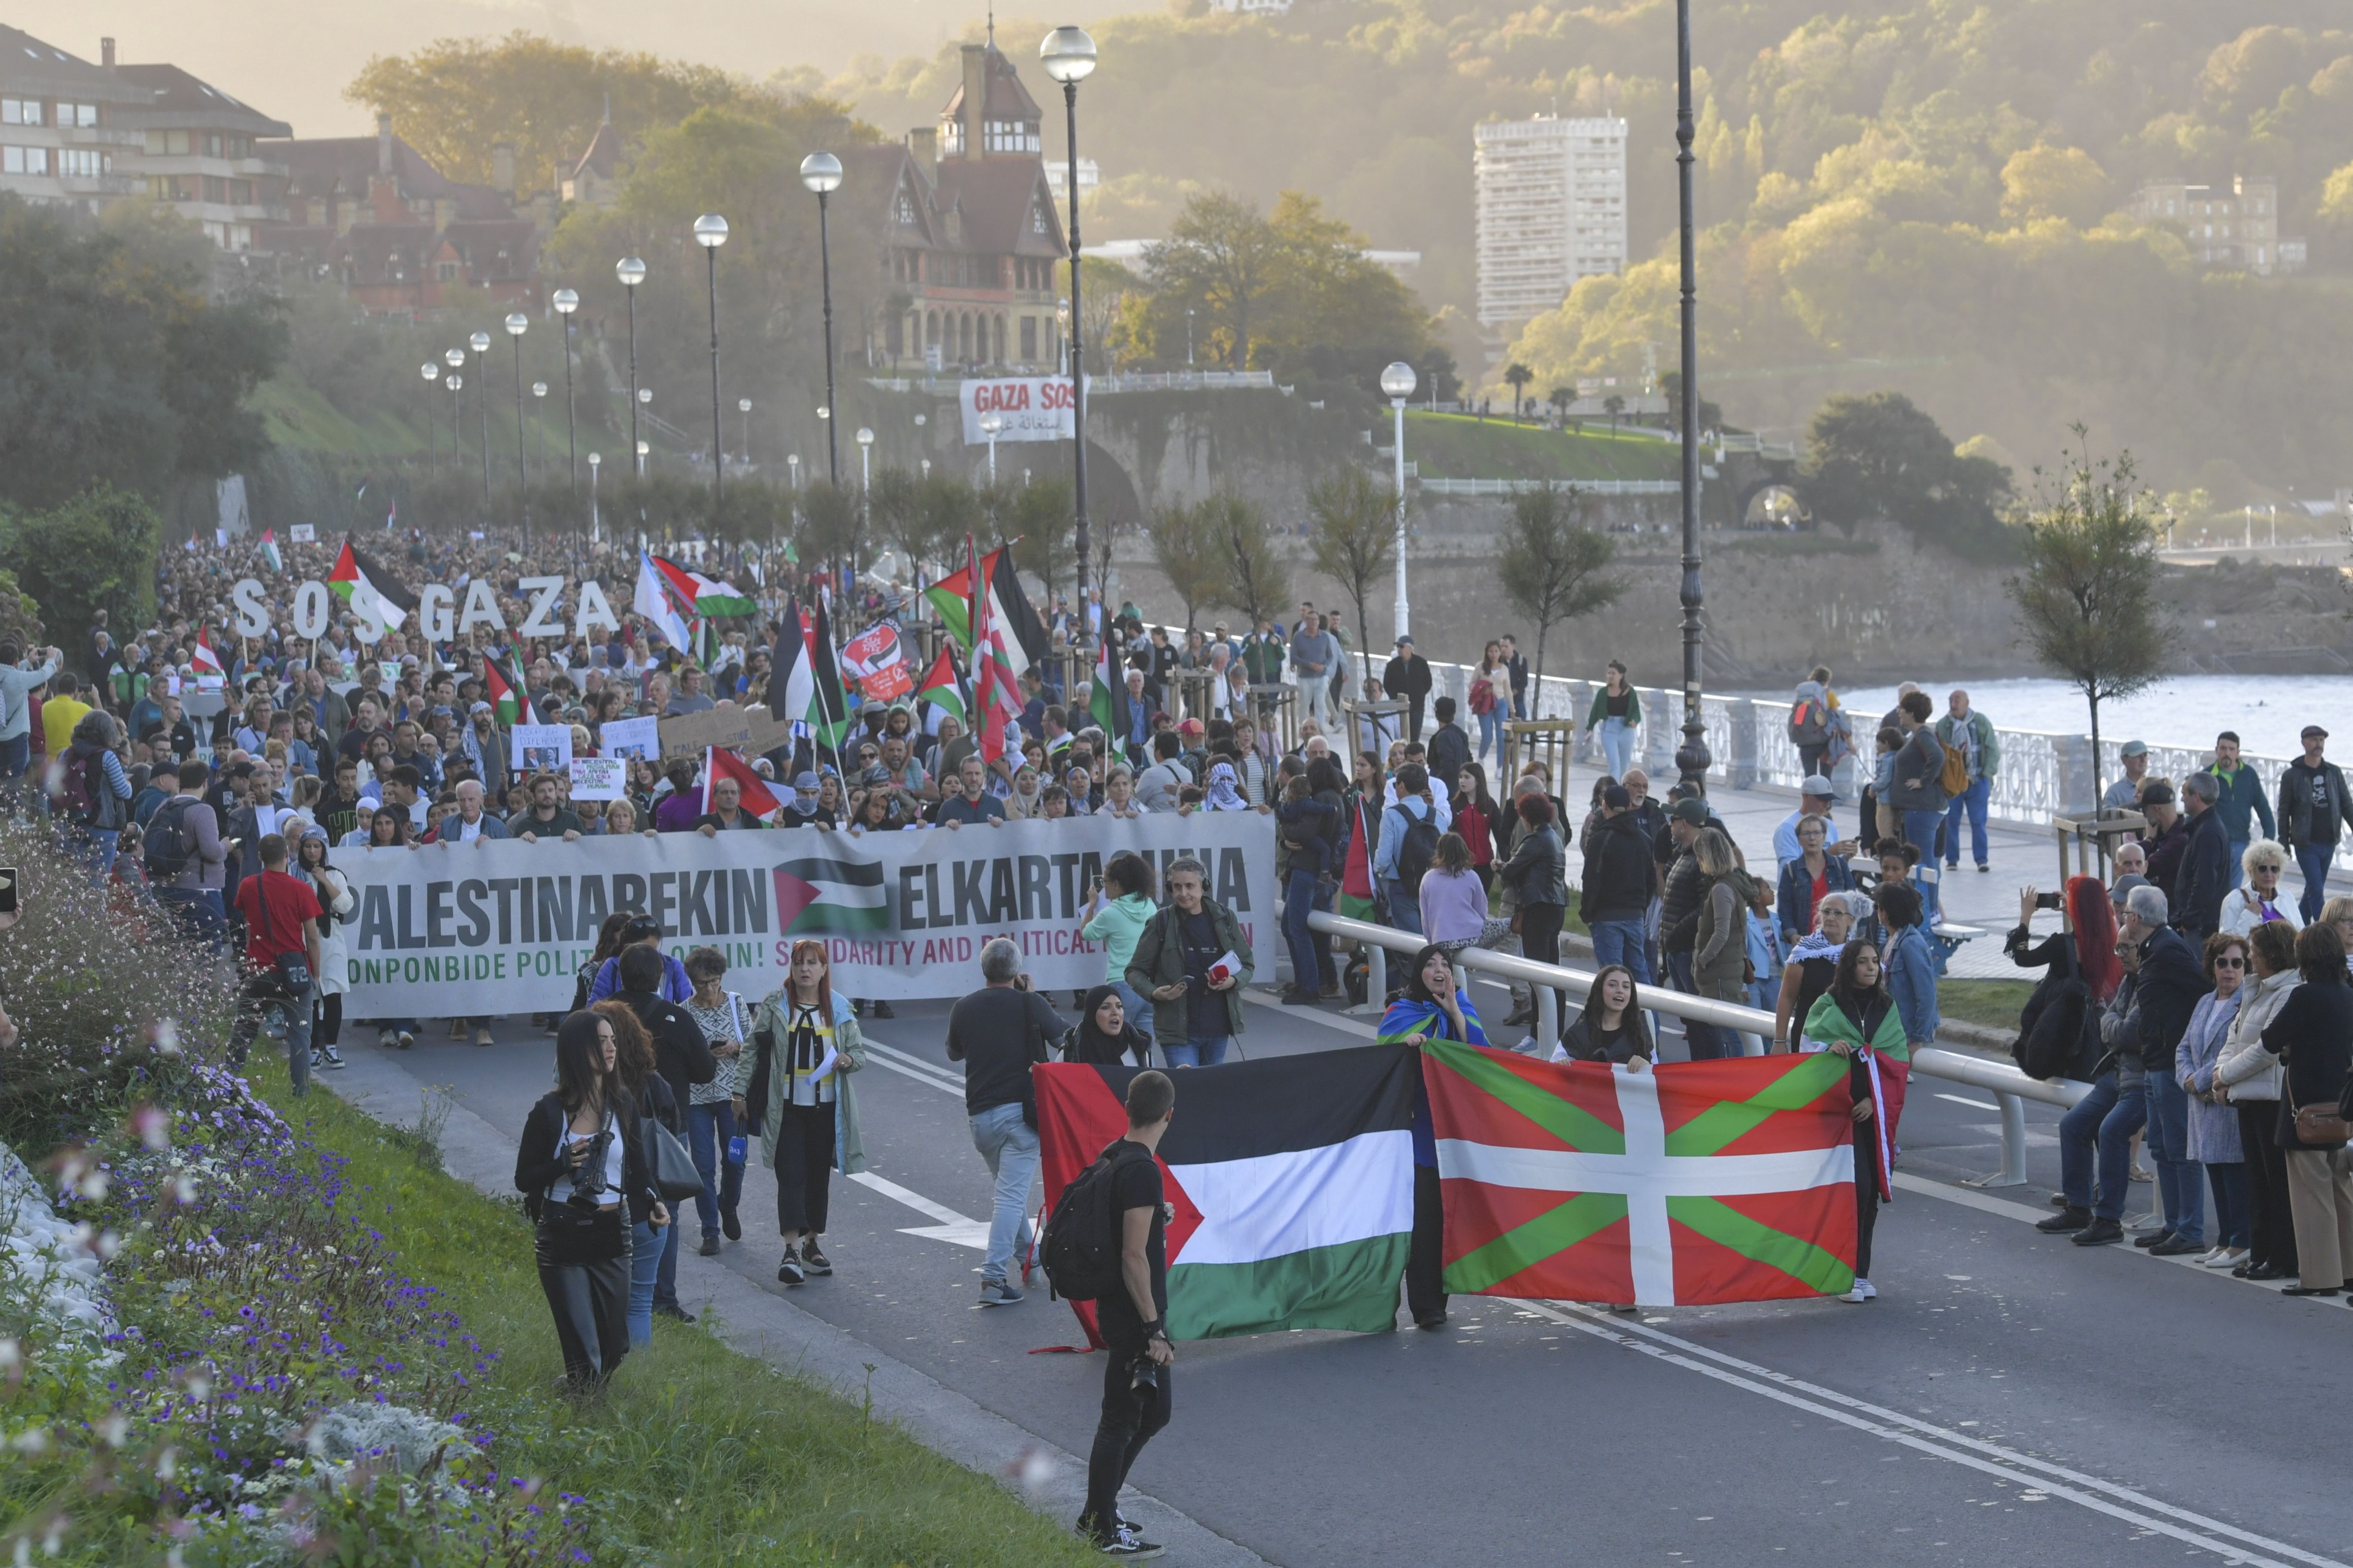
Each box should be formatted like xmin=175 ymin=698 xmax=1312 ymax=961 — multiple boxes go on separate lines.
xmin=318 ymin=1045 xmax=345 ymax=1070
xmin=1840 ymin=1279 xmax=1871 ymax=1304
xmin=1860 ymin=1278 xmax=1878 ymax=1299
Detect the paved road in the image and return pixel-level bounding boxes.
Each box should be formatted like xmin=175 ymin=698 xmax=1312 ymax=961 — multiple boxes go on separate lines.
xmin=351 ymin=989 xmax=2353 ymax=1568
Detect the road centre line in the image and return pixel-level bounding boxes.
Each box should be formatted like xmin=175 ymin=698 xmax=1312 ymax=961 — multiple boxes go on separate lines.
xmin=1936 ymin=1092 xmax=2001 ymax=1111
xmin=1516 ymin=1298 xmax=2342 ymax=1568
xmin=860 ymin=1038 xmax=965 ymax=1094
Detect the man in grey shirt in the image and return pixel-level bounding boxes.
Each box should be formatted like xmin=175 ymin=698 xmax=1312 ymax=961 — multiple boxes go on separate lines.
xmin=0 ymin=640 xmax=62 ymax=812
xmin=665 ymin=664 xmax=718 ymax=716
xmin=1289 ymin=617 xmax=1338 ymax=728
xmin=152 ymin=757 xmax=232 ymax=949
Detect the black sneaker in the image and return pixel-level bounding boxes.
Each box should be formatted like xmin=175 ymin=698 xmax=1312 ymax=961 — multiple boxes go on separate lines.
xmin=721 ymin=1208 xmax=742 ymax=1242
xmin=2035 ymin=1206 xmax=2092 ymax=1233
xmin=800 ymin=1239 xmax=833 ymax=1276
xmin=318 ymin=1045 xmax=345 ymax=1070
xmin=698 ymin=1233 xmax=721 ymax=1257
xmin=870 ymin=1000 xmax=894 ymax=1019
xmin=652 ymin=1302 xmax=696 ymax=1323
xmin=777 ymin=1246 xmax=805 ymax=1286
xmin=2072 ymin=1218 xmax=2125 ymax=1246
xmin=2133 ymin=1229 xmax=2172 ymax=1249
xmin=1281 ymin=987 xmax=1320 ymax=1005
xmin=1088 ymin=1525 xmax=1163 ymax=1559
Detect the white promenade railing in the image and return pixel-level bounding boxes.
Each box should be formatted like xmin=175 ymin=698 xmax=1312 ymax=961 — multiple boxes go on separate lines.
xmin=1309 ymin=911 xmax=2088 ymax=1188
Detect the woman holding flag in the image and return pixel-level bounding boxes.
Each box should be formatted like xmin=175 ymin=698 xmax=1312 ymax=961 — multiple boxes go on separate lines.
xmin=1799 ymin=939 xmax=1910 ymax=1305
xmin=1379 ymin=945 xmax=1488 ymax=1331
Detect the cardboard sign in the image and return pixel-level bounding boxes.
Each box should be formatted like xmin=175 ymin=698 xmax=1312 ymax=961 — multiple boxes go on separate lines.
xmin=657 ymin=704 xmax=796 ymax=762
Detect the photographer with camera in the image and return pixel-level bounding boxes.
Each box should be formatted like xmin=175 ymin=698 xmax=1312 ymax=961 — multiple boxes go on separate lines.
xmin=224 ymin=832 xmax=322 ymax=1095
xmin=1076 ymin=1070 xmax=1178 ymax=1558
xmin=515 ymin=1011 xmax=666 ymax=1391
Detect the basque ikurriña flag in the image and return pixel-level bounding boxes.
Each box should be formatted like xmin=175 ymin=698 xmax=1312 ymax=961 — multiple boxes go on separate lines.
xmin=1035 ymin=1046 xmax=1419 ymax=1341
xmin=1425 ymin=1043 xmax=1859 ymax=1308
xmin=772 ymin=853 xmax=890 ymax=937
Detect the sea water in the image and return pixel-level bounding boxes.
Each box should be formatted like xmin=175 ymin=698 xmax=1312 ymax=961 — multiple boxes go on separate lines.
xmin=1747 ymin=676 xmax=2353 ymax=761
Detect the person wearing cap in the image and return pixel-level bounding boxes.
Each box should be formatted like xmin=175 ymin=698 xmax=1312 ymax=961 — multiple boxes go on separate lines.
xmin=2139 ymin=781 xmax=2187 ymax=906
xmin=2277 ymin=725 xmax=2353 ymax=922
xmin=1773 ymin=775 xmax=1856 ymax=872
xmin=1934 ymin=688 xmax=2000 ymax=874
xmin=777 ymin=771 xmax=834 ymax=829
xmin=2102 ymin=739 xmax=2151 ymax=813
xmin=1383 ymin=635 xmax=1434 ymax=742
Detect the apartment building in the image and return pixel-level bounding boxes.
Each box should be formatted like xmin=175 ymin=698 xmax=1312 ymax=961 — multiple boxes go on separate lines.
xmin=1473 ymin=114 xmax=1628 ymax=329
xmin=2128 ymin=175 xmax=2302 ymax=277
xmin=0 ymin=25 xmax=144 ymax=214
xmin=113 ymin=48 xmax=291 ymax=252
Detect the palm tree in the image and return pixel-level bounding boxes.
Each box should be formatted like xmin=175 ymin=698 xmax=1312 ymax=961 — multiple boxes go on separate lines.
xmin=1503 ymin=362 xmax=1533 ymax=422
xmin=1603 ymin=393 xmax=1626 ymax=436
xmin=1547 ymin=386 xmax=1573 ymax=425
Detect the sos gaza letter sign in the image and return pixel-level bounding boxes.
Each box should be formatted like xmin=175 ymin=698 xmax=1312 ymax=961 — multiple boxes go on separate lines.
xmin=959 ymin=377 xmax=1076 ymax=444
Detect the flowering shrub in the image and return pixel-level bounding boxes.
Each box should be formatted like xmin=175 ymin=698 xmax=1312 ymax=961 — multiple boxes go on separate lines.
xmin=0 ymin=835 xmax=586 ymax=1565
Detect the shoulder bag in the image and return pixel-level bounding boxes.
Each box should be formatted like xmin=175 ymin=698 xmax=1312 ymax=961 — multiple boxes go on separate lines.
xmin=640 ymin=1112 xmax=706 ymax=1200
xmin=2286 ymin=1031 xmax=2353 ymax=1148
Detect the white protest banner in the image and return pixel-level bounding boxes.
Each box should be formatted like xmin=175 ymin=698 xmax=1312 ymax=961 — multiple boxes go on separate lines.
xmin=600 ymin=715 xmax=661 ymax=762
xmin=332 ymin=813 xmax=1278 ymax=1014
xmin=289 ymin=524 xmax=317 ymax=544
xmin=569 ymin=757 xmax=625 ymax=801
xmin=513 ymin=723 xmax=572 ymax=774
xmin=959 ymin=377 xmax=1074 ymax=444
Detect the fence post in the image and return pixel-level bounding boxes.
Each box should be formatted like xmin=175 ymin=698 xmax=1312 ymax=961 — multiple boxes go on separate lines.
xmin=1355 ymin=942 xmax=1386 ymax=1017
xmin=1966 ymin=1093 xmax=2030 ymax=1188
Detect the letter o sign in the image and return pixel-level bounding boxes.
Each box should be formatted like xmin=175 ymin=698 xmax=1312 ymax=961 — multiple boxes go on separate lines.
xmin=292 ymin=579 xmax=332 ymax=640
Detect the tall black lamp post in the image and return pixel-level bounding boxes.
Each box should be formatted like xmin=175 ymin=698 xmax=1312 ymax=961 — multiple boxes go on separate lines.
xmin=1673 ymin=0 xmax=1712 ymax=794
xmin=1040 ymin=24 xmax=1098 ymax=655
xmin=799 ymin=152 xmax=844 ymax=488
xmin=551 ymin=287 xmax=580 ymax=497
xmin=616 ymin=256 xmax=646 ymax=491
xmin=504 ymin=312 xmax=529 ymax=544
xmin=694 ymin=213 xmax=730 ymax=501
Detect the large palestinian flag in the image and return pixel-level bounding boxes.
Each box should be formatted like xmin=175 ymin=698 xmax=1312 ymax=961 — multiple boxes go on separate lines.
xmin=1424 ymin=1043 xmax=1858 ymax=1308
xmin=1035 ymin=1046 xmax=1418 ymax=1341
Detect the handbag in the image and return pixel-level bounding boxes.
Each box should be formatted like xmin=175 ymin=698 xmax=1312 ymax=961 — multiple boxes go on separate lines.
xmin=641 ymin=1115 xmax=706 ymax=1200
xmin=2293 ymin=1103 xmax=2353 ymax=1148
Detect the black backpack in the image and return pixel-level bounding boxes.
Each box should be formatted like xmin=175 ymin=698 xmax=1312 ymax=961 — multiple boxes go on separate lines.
xmin=143 ymin=797 xmax=197 ymax=880
xmin=1038 ymin=1140 xmax=1150 ymax=1303
xmin=2013 ymin=938 xmax=2095 ymax=1082
xmin=1396 ymin=807 xmax=1440 ymax=892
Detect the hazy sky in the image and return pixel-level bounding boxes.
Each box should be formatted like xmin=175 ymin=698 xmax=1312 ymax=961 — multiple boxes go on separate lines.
xmin=30 ymin=0 xmax=1128 ymax=142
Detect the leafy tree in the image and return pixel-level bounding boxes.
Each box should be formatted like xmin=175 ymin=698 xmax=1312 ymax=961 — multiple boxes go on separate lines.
xmin=1999 ymin=145 xmax=2111 ymax=226
xmin=999 ymin=476 xmax=1077 ymax=606
xmin=1146 ymin=498 xmax=1224 ymax=632
xmin=0 ymin=486 xmax=163 ymax=661
xmin=0 ymin=566 xmax=42 ymax=650
xmin=1140 ymin=192 xmax=1283 ymax=371
xmin=1800 ymin=390 xmax=2014 ymax=557
xmin=346 ymin=32 xmax=744 ymax=195
xmin=799 ymin=482 xmax=864 ymax=574
xmin=1547 ymin=386 xmax=1574 ymax=421
xmin=1498 ymin=483 xmax=1624 ymax=708
xmin=0 ymin=199 xmax=282 ymax=512
xmin=1603 ymin=394 xmax=1625 ymax=435
xmin=1503 ymin=363 xmax=1533 ymax=421
xmin=1304 ymin=465 xmax=1395 ymax=684
xmin=1196 ymin=492 xmax=1290 ymax=629
xmin=2007 ymin=431 xmax=2169 ymax=807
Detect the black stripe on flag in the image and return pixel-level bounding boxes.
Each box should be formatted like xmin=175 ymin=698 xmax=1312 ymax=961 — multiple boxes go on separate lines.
xmin=349 ymin=544 xmax=420 ymax=612
xmin=1090 ymin=1044 xmax=1418 ymax=1162
xmin=777 ymin=856 xmax=884 ymax=887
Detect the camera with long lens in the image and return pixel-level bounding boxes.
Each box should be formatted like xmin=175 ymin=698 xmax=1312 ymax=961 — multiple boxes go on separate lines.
xmin=1130 ymin=1356 xmax=1159 ymax=1395
xmin=565 ymin=1130 xmax=611 ymax=1209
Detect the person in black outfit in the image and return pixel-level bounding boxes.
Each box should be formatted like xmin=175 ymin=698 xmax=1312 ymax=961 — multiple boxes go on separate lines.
xmin=617 ymin=943 xmax=713 ymax=1320
xmin=1079 ymin=1070 xmax=1179 ymax=1557
xmin=2265 ymin=922 xmax=2353 ymax=1295
xmin=1423 ymin=696 xmax=1469 ymax=791
xmin=1383 ymin=636 xmax=1433 ymax=740
xmin=514 ymin=1011 xmax=663 ymax=1390
xmin=2171 ymin=773 xmax=2231 ymax=940
xmin=1067 ymin=984 xmax=1154 ymax=1066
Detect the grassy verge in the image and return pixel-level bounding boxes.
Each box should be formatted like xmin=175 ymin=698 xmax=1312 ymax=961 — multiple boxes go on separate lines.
xmin=1937 ymin=979 xmax=2035 ymax=1035
xmin=1402 ymin=409 xmax=1680 ymax=483
xmin=244 ymin=1052 xmax=1101 ymax=1568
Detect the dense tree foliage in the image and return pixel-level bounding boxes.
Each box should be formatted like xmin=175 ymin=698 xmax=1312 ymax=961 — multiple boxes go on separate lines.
xmin=1801 ymin=391 xmax=2013 ymax=557
xmin=0 ymin=198 xmax=282 ymax=513
xmin=0 ymin=486 xmax=164 ymax=659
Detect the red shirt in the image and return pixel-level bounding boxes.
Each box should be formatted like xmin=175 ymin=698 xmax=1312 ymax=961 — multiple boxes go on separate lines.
xmin=233 ymin=869 xmax=322 ymax=971
xmin=1458 ymin=805 xmax=1493 ymax=866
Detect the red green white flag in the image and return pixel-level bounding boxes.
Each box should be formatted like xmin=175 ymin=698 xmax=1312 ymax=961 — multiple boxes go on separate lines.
xmin=1423 ymin=1043 xmax=1859 ymax=1307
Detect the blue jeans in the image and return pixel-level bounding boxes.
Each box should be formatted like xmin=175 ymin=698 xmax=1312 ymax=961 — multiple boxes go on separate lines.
xmin=1589 ymin=918 xmax=1652 ymax=986
xmin=2207 ymin=1161 xmax=2250 ymax=1249
xmin=154 ymin=886 xmax=225 ymax=951
xmin=2227 ymin=839 xmax=2248 ymax=893
xmin=1110 ymin=980 xmax=1154 ymax=1050
xmin=2059 ymin=1072 xmax=2147 ymax=1221
xmin=969 ymin=1103 xmax=1038 ymax=1287
xmin=1162 ymin=1035 xmax=1230 ymax=1069
xmin=1284 ymin=870 xmax=1321 ymax=996
xmin=0 ymin=732 xmax=25 ymax=813
xmin=2296 ymin=843 xmax=2334 ymax=922
xmin=687 ymin=1100 xmax=744 ymax=1238
xmin=654 ymin=1206 xmax=682 ymax=1308
xmin=1477 ymin=708 xmax=1504 ymax=766
xmin=2143 ymin=1070 xmax=2204 ymax=1244
xmin=1596 ymin=716 xmax=1636 ymax=782
xmin=228 ymin=976 xmax=314 ymax=1095
xmin=629 ymin=1217 xmax=659 ymax=1347
xmin=1942 ymin=778 xmax=1990 ymax=868
xmin=1665 ymin=950 xmax=1730 ymax=1060
xmin=1384 ymin=877 xmax=1423 ymax=937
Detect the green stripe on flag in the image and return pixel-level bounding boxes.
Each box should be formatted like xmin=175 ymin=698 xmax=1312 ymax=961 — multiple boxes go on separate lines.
xmin=1337 ymin=892 xmax=1379 ymax=922
xmin=1661 ymin=1052 xmax=1850 ymax=1157
xmin=1166 ymin=1235 xmax=1411 ymax=1340
xmin=1665 ymin=1194 xmax=1854 ymax=1296
xmin=1443 ymin=1191 xmax=1626 ymax=1296
xmin=1423 ymin=1038 xmax=1624 ymax=1154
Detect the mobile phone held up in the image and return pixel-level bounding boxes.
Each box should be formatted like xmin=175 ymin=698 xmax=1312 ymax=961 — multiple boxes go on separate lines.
xmin=2034 ymin=890 xmax=2063 ymax=911
xmin=0 ymin=866 xmax=16 ymax=918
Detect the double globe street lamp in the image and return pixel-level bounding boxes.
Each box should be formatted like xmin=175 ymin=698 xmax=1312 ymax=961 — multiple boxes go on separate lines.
xmin=551 ymin=286 xmax=580 ymax=495
xmin=798 ymin=152 xmax=844 ymax=488
xmin=616 ymin=256 xmax=647 ymax=482
xmin=1040 ymin=24 xmax=1098 ymax=658
xmin=693 ymin=213 xmax=730 ymax=500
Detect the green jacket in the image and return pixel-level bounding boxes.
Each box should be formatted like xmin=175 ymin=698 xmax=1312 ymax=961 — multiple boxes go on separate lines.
xmin=1126 ymin=899 xmax=1253 ymax=1042
xmin=748 ymin=988 xmax=867 ymax=1176
xmin=1584 ymin=686 xmax=1642 ymax=729
xmin=1933 ymin=710 xmax=2001 ymax=779
xmin=1240 ymin=631 xmax=1287 ymax=685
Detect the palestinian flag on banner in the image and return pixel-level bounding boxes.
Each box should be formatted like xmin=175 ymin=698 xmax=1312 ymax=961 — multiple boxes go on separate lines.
xmin=1424 ymin=1043 xmax=1859 ymax=1308
xmin=1034 ymin=1046 xmax=1419 ymax=1342
xmin=329 ymin=540 xmax=417 ymax=631
xmin=1088 ymin=633 xmax=1128 ymax=739
xmin=913 ymin=644 xmax=966 ymax=725
xmin=922 ymin=547 xmax=1046 ymax=678
xmin=257 ymin=529 xmax=283 ymax=575
xmin=772 ymin=853 xmax=890 ymax=936
xmin=190 ymin=626 xmax=225 ymax=677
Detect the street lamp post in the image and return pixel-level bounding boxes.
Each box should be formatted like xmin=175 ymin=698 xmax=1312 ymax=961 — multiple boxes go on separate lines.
xmin=1673 ymin=0 xmax=1712 ymax=794
xmin=587 ymin=451 xmax=601 ymax=545
xmin=799 ymin=153 xmax=844 ymax=487
xmin=469 ymin=329 xmax=492 ymax=517
xmin=856 ymin=426 xmax=874 ymax=490
xmin=694 ymin=213 xmax=729 ymax=501
xmin=420 ymin=362 xmax=440 ymax=466
xmin=532 ymin=381 xmax=548 ymax=489
xmin=551 ymin=287 xmax=579 ymax=497
xmin=738 ymin=397 xmax=752 ymax=468
xmin=1379 ymin=360 xmax=1416 ymax=638
xmin=635 ymin=388 xmax=652 ymax=476
xmin=1041 ymin=25 xmax=1098 ymax=658
xmin=504 ymin=312 xmax=529 ymax=543
xmin=788 ymin=454 xmax=801 ymax=490
xmin=616 ymin=256 xmax=646 ymax=490
xmin=979 ymin=412 xmax=1003 ymax=485
xmin=445 ymin=374 xmax=463 ymax=480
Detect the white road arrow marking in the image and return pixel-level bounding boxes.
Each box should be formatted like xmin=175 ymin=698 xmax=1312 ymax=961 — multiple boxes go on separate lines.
xmin=850 ymin=1170 xmax=990 ymax=1249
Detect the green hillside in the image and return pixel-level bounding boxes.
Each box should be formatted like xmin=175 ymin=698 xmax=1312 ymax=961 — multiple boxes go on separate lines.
xmin=1400 ymin=412 xmax=1681 ymax=482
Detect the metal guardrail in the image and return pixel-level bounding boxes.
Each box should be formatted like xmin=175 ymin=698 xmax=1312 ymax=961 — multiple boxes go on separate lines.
xmin=1308 ymin=910 xmax=2089 ymax=1189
